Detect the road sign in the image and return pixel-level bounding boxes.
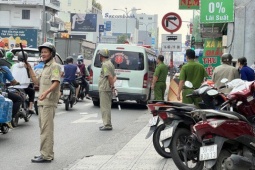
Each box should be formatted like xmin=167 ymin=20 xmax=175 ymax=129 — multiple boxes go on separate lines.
xmin=162 ymin=12 xmax=182 ymax=33
xmin=99 ymin=25 xmax=104 ymax=32
xmin=161 ymin=42 xmax=182 ymax=52
xmin=200 ymin=0 xmax=234 ymax=23
xmin=162 ymin=34 xmax=182 ymax=43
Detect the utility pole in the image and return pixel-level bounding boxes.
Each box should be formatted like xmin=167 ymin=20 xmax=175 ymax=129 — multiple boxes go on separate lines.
xmin=42 ymin=0 xmax=46 ymax=43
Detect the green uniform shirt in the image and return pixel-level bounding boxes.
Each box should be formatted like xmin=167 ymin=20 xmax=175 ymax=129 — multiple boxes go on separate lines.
xmin=38 ymin=59 xmax=61 ymax=107
xmin=98 ymin=59 xmax=116 ymax=92
xmin=154 ymin=63 xmax=168 ymax=82
xmin=179 ymin=60 xmax=208 ymax=88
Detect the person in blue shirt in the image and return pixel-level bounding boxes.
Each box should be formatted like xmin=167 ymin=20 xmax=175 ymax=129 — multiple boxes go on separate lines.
xmin=237 ymin=57 xmax=255 ymax=81
xmin=63 ymin=56 xmax=81 ymax=100
xmin=0 ymin=66 xmax=24 ymax=121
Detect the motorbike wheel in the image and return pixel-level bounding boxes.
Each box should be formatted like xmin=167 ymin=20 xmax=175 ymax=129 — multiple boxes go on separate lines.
xmin=34 ymin=101 xmax=38 ymax=115
xmin=212 ymin=149 xmax=231 ymax=170
xmin=152 ymin=124 xmax=172 ymax=158
xmin=24 ymin=111 xmax=30 ymax=122
xmin=1 ymin=125 xmax=9 ymax=134
xmin=170 ymin=128 xmax=204 ymax=170
xmin=93 ymin=100 xmax=100 ymax=107
xmin=65 ymin=99 xmax=69 ymax=111
xmin=11 ymin=114 xmax=19 ymax=127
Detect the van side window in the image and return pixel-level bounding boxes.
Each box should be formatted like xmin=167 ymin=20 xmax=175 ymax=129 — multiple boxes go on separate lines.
xmin=147 ymin=53 xmax=156 ymax=72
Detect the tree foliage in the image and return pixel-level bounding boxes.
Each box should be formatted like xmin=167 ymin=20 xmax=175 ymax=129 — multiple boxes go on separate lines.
xmin=92 ymin=0 xmax=102 ymax=10
xmin=117 ymin=34 xmax=127 ymax=44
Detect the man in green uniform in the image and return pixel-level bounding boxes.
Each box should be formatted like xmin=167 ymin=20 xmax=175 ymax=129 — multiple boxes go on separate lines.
xmin=98 ymin=48 xmax=116 ymax=131
xmin=177 ymin=49 xmax=208 ymax=106
xmin=152 ymin=55 xmax=168 ymax=100
xmin=27 ymin=42 xmax=61 ymax=163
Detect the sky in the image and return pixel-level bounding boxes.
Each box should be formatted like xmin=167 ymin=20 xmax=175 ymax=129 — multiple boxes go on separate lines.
xmin=96 ymin=0 xmax=195 ymax=43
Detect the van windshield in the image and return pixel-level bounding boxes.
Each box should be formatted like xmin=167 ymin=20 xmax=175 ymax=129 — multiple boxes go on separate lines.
xmin=94 ymin=50 xmax=144 ymax=70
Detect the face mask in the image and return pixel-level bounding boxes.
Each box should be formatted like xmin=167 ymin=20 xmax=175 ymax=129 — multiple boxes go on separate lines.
xmin=18 ymin=62 xmax=25 ymax=68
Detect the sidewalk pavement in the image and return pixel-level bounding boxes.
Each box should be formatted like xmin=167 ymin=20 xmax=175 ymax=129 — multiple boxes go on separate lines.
xmin=65 ymin=125 xmax=178 ymax=170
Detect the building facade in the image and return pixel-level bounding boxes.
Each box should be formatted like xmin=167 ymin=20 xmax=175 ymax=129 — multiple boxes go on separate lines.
xmin=0 ymin=0 xmax=62 ymax=49
xmin=101 ymin=9 xmax=158 ymax=49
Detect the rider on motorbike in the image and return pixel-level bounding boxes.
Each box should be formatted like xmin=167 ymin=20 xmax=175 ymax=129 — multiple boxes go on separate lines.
xmin=0 ymin=53 xmax=24 ymax=120
xmin=76 ymin=55 xmax=91 ymax=100
xmin=62 ymin=56 xmax=81 ymax=102
xmin=11 ymin=51 xmax=35 ymax=114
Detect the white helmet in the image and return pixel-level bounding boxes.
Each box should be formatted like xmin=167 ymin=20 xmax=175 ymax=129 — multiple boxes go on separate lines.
xmin=77 ymin=55 xmax=84 ymax=61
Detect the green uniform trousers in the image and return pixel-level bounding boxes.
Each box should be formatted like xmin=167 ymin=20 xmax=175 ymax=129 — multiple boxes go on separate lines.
xmin=38 ymin=106 xmax=55 ymax=160
xmin=99 ymin=91 xmax=112 ymax=127
xmin=182 ymin=89 xmax=201 ymax=107
xmin=154 ymin=82 xmax=166 ymax=100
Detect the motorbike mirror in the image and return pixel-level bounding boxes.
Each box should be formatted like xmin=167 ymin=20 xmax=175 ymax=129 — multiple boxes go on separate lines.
xmin=185 ymin=81 xmax=193 ymax=88
xmin=220 ymin=78 xmax=228 ymax=84
xmin=207 ymin=89 xmax=219 ymax=96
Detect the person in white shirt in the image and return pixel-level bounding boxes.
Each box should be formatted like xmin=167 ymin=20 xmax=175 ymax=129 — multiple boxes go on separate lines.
xmin=11 ymin=51 xmax=35 ymax=114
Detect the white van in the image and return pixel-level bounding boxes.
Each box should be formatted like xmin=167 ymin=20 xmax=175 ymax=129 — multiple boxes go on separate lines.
xmin=89 ymin=43 xmax=157 ymax=106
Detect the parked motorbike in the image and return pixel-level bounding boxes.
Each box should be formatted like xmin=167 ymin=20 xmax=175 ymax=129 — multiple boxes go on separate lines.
xmin=62 ymin=82 xmax=76 ymax=111
xmin=7 ymin=85 xmax=31 ymax=127
xmin=146 ymin=80 xmax=226 ymax=166
xmin=191 ymin=79 xmax=255 ymax=170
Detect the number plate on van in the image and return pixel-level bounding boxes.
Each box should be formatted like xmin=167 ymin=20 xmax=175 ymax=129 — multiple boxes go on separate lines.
xmin=115 ymin=80 xmax=122 ymax=87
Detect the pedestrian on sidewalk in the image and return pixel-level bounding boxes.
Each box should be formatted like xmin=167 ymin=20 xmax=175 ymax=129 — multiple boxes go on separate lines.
xmin=237 ymin=57 xmax=255 ymax=81
xmin=177 ymin=49 xmax=208 ymax=106
xmin=27 ymin=42 xmax=61 ymax=163
xmin=98 ymin=48 xmax=116 ymax=131
xmin=151 ymin=55 xmax=168 ymax=100
xmin=212 ymin=53 xmax=239 ymax=93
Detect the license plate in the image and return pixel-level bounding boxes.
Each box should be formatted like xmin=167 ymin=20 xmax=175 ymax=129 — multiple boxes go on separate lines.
xmin=114 ymin=80 xmax=122 ymax=87
xmin=35 ymin=92 xmax=39 ymax=98
xmin=148 ymin=116 xmax=158 ymax=126
xmin=63 ymin=89 xmax=70 ymax=95
xmin=199 ymin=144 xmax=217 ymax=161
xmin=160 ymin=126 xmax=173 ymax=141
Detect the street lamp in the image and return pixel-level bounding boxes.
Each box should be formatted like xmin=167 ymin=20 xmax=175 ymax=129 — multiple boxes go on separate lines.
xmin=113 ymin=8 xmax=141 ymax=39
xmin=139 ymin=22 xmax=156 ymax=45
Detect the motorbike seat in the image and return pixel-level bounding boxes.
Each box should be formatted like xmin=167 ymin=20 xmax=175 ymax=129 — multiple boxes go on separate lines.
xmin=170 ymin=106 xmax=197 ymax=112
xmin=220 ymin=110 xmax=249 ymax=122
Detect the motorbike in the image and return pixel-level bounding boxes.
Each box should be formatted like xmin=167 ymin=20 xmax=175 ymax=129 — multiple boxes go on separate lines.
xmin=191 ymin=79 xmax=255 ymax=170
xmin=0 ymin=92 xmax=12 ymax=134
xmin=145 ymin=80 xmax=226 ymax=166
xmin=62 ymin=82 xmax=76 ymax=111
xmin=76 ymin=76 xmax=87 ymax=101
xmin=7 ymin=84 xmax=31 ymax=127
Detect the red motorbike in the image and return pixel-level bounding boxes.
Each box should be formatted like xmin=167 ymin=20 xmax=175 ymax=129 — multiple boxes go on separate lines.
xmin=191 ymin=79 xmax=255 ymax=170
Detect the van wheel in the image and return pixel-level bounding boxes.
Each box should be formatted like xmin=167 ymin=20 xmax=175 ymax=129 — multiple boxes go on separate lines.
xmin=93 ymin=101 xmax=100 ymax=107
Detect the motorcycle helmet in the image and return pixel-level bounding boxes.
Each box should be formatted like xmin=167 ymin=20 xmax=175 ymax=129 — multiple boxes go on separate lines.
xmin=6 ymin=51 xmax=14 ymax=60
xmin=77 ymin=55 xmax=84 ymax=61
xmin=17 ymin=51 xmax=28 ymax=62
xmin=221 ymin=53 xmax=233 ymax=64
xmin=38 ymin=42 xmax=56 ymax=57
xmin=66 ymin=56 xmax=74 ymax=63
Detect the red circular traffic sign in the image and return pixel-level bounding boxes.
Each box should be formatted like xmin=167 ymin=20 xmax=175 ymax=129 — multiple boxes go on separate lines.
xmin=162 ymin=12 xmax=182 ymax=33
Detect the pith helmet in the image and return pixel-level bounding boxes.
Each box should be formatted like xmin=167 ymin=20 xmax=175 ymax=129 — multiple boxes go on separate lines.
xmin=98 ymin=48 xmax=110 ymax=57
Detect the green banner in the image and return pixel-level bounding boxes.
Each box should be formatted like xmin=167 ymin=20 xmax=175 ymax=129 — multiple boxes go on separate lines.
xmin=198 ymin=38 xmax=222 ymax=79
xmin=179 ymin=0 xmax=199 ymax=9
xmin=200 ymin=0 xmax=234 ymax=23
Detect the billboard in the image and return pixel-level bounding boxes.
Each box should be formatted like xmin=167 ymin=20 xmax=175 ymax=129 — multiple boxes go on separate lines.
xmin=0 ymin=28 xmax=37 ymax=50
xmin=70 ymin=13 xmax=97 ymax=32
xmin=198 ymin=38 xmax=223 ymax=79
